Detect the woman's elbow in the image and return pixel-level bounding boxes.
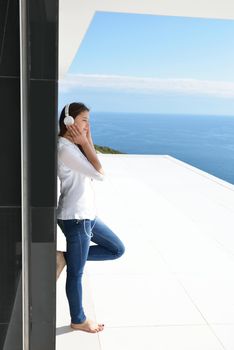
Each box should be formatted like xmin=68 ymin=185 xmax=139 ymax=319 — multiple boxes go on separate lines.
xmin=98 ymin=167 xmax=105 ymax=176
xmin=95 ymin=168 xmax=105 ymax=181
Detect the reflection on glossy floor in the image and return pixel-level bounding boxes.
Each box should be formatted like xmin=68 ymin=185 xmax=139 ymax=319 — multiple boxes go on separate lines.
xmin=56 ymin=154 xmax=234 ymax=350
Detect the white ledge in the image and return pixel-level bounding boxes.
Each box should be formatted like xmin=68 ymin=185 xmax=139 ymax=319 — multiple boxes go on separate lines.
xmin=56 ymin=154 xmax=234 ymax=350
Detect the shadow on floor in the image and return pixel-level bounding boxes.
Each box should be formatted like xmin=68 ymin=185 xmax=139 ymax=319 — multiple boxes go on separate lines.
xmin=56 ymin=325 xmax=73 ymax=336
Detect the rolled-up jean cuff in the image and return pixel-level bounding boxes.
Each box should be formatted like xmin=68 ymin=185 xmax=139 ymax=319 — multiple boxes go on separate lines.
xmin=71 ymin=315 xmax=87 ymax=324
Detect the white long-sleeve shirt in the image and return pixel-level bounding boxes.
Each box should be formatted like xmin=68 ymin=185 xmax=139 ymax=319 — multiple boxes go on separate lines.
xmin=56 ymin=136 xmax=105 ymax=220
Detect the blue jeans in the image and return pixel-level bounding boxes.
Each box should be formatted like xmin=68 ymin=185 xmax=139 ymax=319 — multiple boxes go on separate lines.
xmin=57 ymin=216 xmax=125 ymax=324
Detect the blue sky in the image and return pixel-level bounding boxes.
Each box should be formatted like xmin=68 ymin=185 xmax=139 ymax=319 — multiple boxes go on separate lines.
xmin=59 ymin=12 xmax=234 ymax=116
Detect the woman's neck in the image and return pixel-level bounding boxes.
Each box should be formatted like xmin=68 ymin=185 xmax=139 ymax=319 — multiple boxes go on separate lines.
xmin=62 ymin=131 xmax=73 ymax=143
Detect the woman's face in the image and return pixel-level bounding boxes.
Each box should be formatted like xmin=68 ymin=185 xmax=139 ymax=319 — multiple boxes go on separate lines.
xmin=74 ymin=111 xmax=90 ymax=134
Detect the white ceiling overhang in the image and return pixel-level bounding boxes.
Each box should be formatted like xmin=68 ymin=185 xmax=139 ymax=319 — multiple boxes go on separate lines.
xmin=59 ymin=0 xmax=234 ymax=79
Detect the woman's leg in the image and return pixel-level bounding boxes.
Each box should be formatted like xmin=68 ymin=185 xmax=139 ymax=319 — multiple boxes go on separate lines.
xmin=57 ymin=219 xmax=92 ymax=324
xmin=88 ymin=216 xmax=125 ymax=261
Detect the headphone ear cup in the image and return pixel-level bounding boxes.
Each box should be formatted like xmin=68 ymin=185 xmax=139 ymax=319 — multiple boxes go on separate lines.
xmin=64 ymin=115 xmax=74 ymax=126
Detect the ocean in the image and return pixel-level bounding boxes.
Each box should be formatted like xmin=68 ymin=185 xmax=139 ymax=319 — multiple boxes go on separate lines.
xmin=91 ymin=112 xmax=234 ymax=186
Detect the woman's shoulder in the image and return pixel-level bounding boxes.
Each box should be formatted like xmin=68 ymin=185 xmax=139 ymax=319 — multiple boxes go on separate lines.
xmin=58 ymin=136 xmax=75 ymax=149
xmin=58 ymin=136 xmax=73 ymax=145
xmin=57 ymin=137 xmax=84 ymax=157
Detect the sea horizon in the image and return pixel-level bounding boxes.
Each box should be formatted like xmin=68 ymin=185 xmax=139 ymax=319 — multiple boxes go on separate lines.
xmin=90 ymin=112 xmax=234 ymax=185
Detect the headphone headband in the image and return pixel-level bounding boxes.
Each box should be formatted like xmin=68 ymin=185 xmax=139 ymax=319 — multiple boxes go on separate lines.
xmin=63 ymin=103 xmax=74 ymax=126
xmin=65 ymin=103 xmax=70 ymax=117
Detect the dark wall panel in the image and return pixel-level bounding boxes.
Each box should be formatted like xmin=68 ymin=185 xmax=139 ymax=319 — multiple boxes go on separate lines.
xmin=30 ymin=79 xmax=57 ymax=208
xmin=29 ymin=0 xmax=58 ymax=349
xmin=0 ymin=0 xmax=58 ymax=349
xmin=29 ymin=1 xmax=58 ymax=80
xmin=0 ymin=209 xmax=22 ymax=350
xmin=0 ymin=77 xmax=21 ymax=206
xmin=0 ymin=1 xmax=22 ymax=349
xmin=0 ymin=0 xmax=20 ymax=76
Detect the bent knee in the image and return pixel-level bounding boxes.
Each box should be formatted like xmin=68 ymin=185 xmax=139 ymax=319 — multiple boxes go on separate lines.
xmin=116 ymin=243 xmax=125 ymax=258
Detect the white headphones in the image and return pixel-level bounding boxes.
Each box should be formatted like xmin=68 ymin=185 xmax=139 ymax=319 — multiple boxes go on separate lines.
xmin=64 ymin=103 xmax=75 ymax=126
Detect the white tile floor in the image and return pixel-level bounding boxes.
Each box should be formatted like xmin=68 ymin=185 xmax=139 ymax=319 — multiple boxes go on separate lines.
xmin=56 ymin=154 xmax=234 ymax=350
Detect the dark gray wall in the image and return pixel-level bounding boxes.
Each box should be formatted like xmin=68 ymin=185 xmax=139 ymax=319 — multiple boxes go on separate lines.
xmin=0 ymin=1 xmax=58 ymax=349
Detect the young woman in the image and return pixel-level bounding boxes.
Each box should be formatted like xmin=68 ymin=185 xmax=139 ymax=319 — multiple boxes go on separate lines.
xmin=56 ymin=102 xmax=125 ymax=333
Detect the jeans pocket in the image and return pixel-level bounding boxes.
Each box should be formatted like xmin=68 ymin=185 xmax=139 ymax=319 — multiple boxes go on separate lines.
xmin=73 ymin=219 xmax=81 ymax=224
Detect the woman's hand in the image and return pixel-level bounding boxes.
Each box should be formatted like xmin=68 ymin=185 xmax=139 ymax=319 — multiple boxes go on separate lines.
xmin=85 ymin=124 xmax=96 ymax=150
xmin=86 ymin=123 xmax=92 ymax=141
xmin=66 ymin=124 xmax=88 ymax=146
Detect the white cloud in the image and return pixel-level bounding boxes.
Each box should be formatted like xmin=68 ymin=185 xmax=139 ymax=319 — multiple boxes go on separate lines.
xmin=59 ymin=73 xmax=234 ymax=99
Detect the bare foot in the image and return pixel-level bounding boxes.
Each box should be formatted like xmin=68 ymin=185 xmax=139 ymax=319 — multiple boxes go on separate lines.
xmin=71 ymin=318 xmax=105 ymax=333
